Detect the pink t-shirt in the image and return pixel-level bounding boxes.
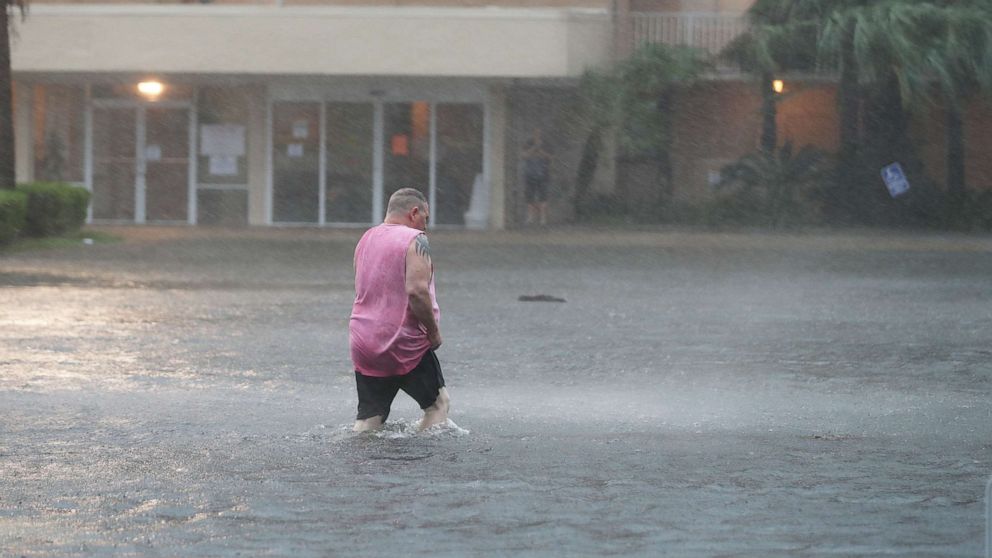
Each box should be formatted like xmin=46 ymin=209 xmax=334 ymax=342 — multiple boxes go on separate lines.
xmin=349 ymin=224 xmax=440 ymax=377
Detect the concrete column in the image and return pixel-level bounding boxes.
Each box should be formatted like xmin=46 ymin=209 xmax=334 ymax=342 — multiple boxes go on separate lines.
xmin=247 ymin=84 xmax=269 ymax=226
xmin=13 ymin=82 xmax=33 ymax=183
xmin=613 ymin=0 xmax=632 ymax=61
xmin=487 ymin=84 xmax=508 ymax=230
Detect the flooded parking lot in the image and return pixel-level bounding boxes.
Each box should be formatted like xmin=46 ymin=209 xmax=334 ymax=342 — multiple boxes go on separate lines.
xmin=2 ymin=226 xmax=991 ymax=556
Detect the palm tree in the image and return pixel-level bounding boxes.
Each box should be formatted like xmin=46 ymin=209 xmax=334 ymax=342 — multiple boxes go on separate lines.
xmin=721 ymin=0 xmax=819 ymax=153
xmin=0 ymin=0 xmax=27 ymax=190
xmin=575 ymin=43 xmax=708 ymax=214
xmin=616 ymin=43 xmax=708 ymax=201
xmin=908 ymin=2 xmax=992 ymax=206
xmin=820 ymin=1 xmax=992 ymax=221
xmin=573 ymin=70 xmax=620 ymax=216
xmin=718 ymin=141 xmax=824 ymax=228
xmin=724 ymin=1 xmax=991 ymax=224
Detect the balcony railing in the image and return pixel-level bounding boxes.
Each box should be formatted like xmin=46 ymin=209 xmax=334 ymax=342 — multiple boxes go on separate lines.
xmin=630 ymin=12 xmax=747 ymax=56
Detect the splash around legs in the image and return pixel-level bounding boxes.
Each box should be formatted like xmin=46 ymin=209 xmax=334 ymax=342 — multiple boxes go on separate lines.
xmin=418 ymin=387 xmax=450 ymax=431
xmin=353 ymin=387 xmax=451 ymax=433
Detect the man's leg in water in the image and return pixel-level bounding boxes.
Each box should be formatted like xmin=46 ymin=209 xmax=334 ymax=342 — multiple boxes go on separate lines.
xmin=353 ymin=415 xmax=384 ymax=432
xmin=354 ymin=372 xmax=397 ymax=433
xmin=418 ymin=387 xmax=450 ymax=431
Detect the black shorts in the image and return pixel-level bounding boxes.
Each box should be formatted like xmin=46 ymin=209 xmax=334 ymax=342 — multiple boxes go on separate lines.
xmin=525 ymin=176 xmax=549 ymax=203
xmin=355 ymin=350 xmax=445 ymax=421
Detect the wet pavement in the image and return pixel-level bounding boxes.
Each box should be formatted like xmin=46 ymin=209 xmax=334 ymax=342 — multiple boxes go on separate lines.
xmin=2 ymin=225 xmax=991 ymax=556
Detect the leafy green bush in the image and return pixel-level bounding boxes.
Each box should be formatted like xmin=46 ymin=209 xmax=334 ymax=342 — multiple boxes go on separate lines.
xmin=0 ymin=189 xmax=28 ymax=244
xmin=948 ymin=190 xmax=992 ymax=231
xmin=16 ymin=182 xmax=91 ymax=237
xmin=701 ymin=189 xmax=771 ymax=228
xmin=717 ymin=142 xmax=826 ymax=228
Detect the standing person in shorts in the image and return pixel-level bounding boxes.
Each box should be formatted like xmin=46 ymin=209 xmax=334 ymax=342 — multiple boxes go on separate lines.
xmin=522 ymin=127 xmax=553 ymax=226
xmin=349 ymin=188 xmax=449 ymax=432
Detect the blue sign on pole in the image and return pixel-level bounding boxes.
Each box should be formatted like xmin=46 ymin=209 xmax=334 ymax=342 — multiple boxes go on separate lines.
xmin=881 ymin=162 xmax=910 ymax=198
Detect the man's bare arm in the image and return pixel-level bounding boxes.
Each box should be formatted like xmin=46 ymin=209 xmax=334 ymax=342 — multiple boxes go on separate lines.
xmin=406 ymin=234 xmax=442 ymax=349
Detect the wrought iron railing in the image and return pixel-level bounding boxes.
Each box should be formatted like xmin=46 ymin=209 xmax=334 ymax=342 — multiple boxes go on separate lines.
xmin=630 ymin=12 xmax=748 ymax=56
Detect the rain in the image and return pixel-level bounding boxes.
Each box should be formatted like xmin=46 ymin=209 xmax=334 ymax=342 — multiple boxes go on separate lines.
xmin=2 ymin=0 xmax=992 ymax=556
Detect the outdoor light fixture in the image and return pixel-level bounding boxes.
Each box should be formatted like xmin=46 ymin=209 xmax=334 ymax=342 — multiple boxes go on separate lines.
xmin=773 ymin=80 xmax=785 ymax=94
xmin=137 ymin=81 xmax=165 ymax=99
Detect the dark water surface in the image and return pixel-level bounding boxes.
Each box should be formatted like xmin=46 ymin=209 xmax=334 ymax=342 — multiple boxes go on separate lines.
xmin=2 ymin=227 xmax=991 ymax=556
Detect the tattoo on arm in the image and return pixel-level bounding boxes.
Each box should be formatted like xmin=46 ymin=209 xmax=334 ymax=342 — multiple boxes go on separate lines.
xmin=415 ymin=234 xmax=431 ymax=260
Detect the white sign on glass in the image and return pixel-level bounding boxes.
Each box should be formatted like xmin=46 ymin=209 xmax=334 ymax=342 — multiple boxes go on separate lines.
xmin=287 ymin=143 xmax=304 ymax=158
xmin=144 ymin=144 xmax=162 ymax=161
xmin=200 ymin=124 xmax=246 ymax=157
xmin=209 ymin=155 xmax=238 ymax=176
xmin=292 ymin=120 xmax=309 ymax=139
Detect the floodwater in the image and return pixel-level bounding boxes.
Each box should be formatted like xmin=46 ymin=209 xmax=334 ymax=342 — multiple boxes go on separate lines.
xmin=2 ymin=226 xmax=991 ymax=556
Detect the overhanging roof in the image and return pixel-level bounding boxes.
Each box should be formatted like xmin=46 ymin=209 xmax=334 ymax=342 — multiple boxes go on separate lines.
xmin=12 ymin=5 xmax=612 ymax=78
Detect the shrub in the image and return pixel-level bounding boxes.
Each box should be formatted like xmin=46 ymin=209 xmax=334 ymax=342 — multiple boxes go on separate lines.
xmin=0 ymin=189 xmax=28 ymax=244
xmin=702 ymin=189 xmax=771 ymax=228
xmin=718 ymin=142 xmax=826 ymax=228
xmin=16 ymin=182 xmax=91 ymax=237
xmin=950 ymin=190 xmax=992 ymax=231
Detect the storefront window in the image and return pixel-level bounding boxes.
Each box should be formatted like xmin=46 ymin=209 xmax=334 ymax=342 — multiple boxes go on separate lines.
xmin=197 ymin=87 xmax=250 ymax=225
xmin=383 ymin=102 xmax=431 ymax=207
xmin=435 ymin=104 xmax=484 ymax=226
xmin=91 ymin=107 xmax=136 ymax=220
xmin=325 ymin=103 xmax=373 ymax=224
xmin=32 ymin=84 xmax=86 ymax=183
xmin=272 ymin=102 xmax=320 ymax=223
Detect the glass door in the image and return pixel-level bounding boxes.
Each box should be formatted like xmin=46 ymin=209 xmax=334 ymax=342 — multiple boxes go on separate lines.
xmin=383 ymin=102 xmax=431 ymax=210
xmin=90 ymin=103 xmax=191 ymax=223
xmin=92 ymin=107 xmax=136 ymax=221
xmin=267 ymin=98 xmax=486 ymax=228
xmin=145 ymin=107 xmax=189 ymax=222
xmin=325 ymin=103 xmax=374 ymax=224
xmin=435 ymin=104 xmax=484 ymax=226
xmin=272 ymin=102 xmax=320 ymax=223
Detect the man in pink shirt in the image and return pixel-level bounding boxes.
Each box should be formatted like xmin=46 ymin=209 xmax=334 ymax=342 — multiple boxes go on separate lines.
xmin=350 ymin=188 xmax=449 ymax=432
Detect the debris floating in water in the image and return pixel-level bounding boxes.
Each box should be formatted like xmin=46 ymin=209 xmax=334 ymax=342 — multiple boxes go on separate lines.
xmin=518 ymin=294 xmax=566 ymax=303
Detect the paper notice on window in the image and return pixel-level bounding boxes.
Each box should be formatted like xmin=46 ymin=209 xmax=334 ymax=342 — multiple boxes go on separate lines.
xmin=287 ymin=143 xmax=304 ymax=158
xmin=292 ymin=120 xmax=309 ymax=139
xmin=209 ymin=155 xmax=239 ymax=176
xmin=200 ymin=124 xmax=246 ymax=157
xmin=145 ymin=144 xmax=162 ymax=161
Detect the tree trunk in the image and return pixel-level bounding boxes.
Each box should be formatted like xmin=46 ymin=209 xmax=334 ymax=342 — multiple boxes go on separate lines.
xmin=655 ymin=90 xmax=674 ymax=203
xmin=760 ymin=72 xmax=777 ymax=154
xmin=862 ymin=75 xmax=932 ymax=226
xmin=837 ymin=26 xmax=860 ymax=170
xmin=0 ymin=5 xmax=16 ymax=189
xmin=574 ymin=126 xmax=603 ymax=218
xmin=946 ymin=104 xmax=965 ymax=198
xmin=828 ymin=25 xmax=862 ymax=223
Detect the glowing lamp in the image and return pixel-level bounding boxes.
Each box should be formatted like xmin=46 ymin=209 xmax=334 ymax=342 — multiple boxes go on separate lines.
xmin=772 ymin=80 xmax=784 ymax=94
xmin=137 ymin=81 xmax=164 ymax=99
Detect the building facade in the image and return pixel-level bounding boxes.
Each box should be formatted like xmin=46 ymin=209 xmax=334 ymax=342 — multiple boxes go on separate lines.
xmin=12 ymin=0 xmax=988 ymax=229
xmin=12 ymin=0 xmax=619 ymax=228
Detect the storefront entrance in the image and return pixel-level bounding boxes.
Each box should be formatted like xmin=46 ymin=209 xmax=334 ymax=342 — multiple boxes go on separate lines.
xmin=76 ymin=83 xmax=490 ymax=228
xmin=89 ymin=101 xmax=193 ymax=223
xmin=271 ymin=99 xmax=484 ymax=228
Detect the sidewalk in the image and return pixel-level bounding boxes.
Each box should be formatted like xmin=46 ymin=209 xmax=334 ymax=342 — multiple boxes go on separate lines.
xmin=86 ymin=223 xmax=992 ymax=252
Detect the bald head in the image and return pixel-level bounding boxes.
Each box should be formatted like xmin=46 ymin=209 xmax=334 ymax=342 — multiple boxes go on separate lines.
xmin=384 ymin=188 xmax=430 ymax=230
xmin=386 ymin=188 xmax=427 ymax=216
